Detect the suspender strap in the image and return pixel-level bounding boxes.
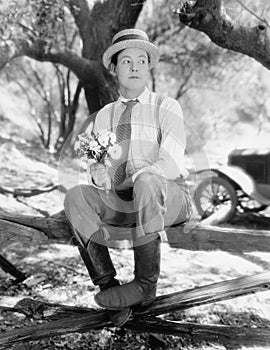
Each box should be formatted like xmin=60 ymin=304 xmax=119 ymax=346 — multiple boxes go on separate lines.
xmin=77 ymin=102 xmax=116 ymax=136
xmin=155 ymin=94 xmax=165 ymax=145
xmin=78 ymin=111 xmax=98 ymax=134
xmin=110 ymin=103 xmax=116 ymax=132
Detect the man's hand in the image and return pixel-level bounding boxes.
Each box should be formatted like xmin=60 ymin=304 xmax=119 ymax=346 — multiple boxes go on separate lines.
xmin=90 ymin=163 xmax=110 ymax=189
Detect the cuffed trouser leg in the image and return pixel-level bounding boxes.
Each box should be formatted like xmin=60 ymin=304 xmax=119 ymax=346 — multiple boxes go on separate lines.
xmin=64 ymin=187 xmax=134 ymax=326
xmin=64 ymin=176 xmax=191 ymax=317
xmin=94 ymin=173 xmax=191 ymax=309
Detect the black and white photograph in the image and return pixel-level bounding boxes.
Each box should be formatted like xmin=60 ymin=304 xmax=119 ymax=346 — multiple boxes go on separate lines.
xmin=1 ymin=1 xmax=270 ymax=349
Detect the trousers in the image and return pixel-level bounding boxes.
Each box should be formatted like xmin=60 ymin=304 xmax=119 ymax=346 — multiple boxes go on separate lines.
xmin=64 ymin=172 xmax=191 ymax=246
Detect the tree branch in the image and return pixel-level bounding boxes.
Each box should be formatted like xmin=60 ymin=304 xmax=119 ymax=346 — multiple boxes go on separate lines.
xmin=0 ymin=183 xmax=65 ymax=198
xmin=236 ymin=0 xmax=270 ymax=28
xmin=12 ymin=38 xmax=99 ymax=83
xmin=177 ymin=0 xmax=270 ymax=70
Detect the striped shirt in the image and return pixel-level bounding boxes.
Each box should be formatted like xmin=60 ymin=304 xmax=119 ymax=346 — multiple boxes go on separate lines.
xmin=88 ymin=87 xmax=188 ymax=182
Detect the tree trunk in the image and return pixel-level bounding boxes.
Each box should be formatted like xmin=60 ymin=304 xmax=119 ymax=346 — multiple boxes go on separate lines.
xmin=7 ymin=1 xmax=147 ymax=116
xmin=75 ymin=0 xmax=148 ymax=112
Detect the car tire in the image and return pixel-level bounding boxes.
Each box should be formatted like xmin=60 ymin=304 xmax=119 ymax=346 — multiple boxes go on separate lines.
xmin=194 ymin=176 xmax=238 ymax=223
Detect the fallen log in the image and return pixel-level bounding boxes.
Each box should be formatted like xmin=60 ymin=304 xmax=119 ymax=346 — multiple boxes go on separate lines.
xmin=1 ymin=210 xmax=270 ymax=252
xmin=0 ymin=219 xmax=49 ymax=248
xmin=1 ymin=271 xmax=270 ymax=347
xmin=4 ymin=271 xmax=270 ymax=318
xmin=0 ymin=211 xmax=71 ymax=248
xmin=0 ymin=183 xmax=66 ymax=198
xmin=1 ymin=315 xmax=269 ymax=349
xmin=128 ymin=318 xmax=270 ymax=347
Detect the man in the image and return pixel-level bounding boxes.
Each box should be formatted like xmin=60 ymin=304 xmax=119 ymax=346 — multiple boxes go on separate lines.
xmin=64 ymin=28 xmax=191 ymax=327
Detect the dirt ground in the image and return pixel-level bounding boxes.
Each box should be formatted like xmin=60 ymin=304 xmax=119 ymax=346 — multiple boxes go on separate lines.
xmin=1 ymin=137 xmax=270 ymax=350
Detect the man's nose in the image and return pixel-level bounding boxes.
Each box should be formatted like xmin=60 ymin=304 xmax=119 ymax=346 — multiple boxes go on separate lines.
xmin=131 ymin=63 xmax=138 ymax=71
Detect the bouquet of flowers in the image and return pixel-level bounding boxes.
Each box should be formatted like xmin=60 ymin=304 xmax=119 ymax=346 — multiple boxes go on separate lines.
xmin=74 ymin=129 xmax=121 ymax=167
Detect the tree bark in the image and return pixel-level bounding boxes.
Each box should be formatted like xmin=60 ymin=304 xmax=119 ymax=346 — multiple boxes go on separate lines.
xmin=9 ymin=0 xmax=147 ymax=113
xmin=1 ymin=209 xmax=270 ymax=252
xmin=1 ymin=271 xmax=270 ymax=347
xmin=1 ymin=317 xmax=270 ymax=348
xmin=177 ymin=0 xmax=270 ymax=70
xmin=128 ymin=318 xmax=270 ymax=347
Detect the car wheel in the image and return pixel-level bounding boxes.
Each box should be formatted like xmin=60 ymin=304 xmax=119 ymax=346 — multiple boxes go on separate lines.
xmin=194 ymin=176 xmax=238 ymax=223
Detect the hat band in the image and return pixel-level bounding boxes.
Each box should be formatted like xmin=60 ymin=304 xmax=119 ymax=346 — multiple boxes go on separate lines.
xmin=113 ymin=34 xmax=149 ymax=44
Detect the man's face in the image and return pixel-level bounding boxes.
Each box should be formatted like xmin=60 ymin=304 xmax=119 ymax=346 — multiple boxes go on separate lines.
xmin=113 ymin=47 xmax=150 ymax=96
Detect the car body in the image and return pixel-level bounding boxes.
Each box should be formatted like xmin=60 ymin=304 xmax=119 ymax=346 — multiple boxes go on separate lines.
xmin=193 ymin=148 xmax=270 ymax=222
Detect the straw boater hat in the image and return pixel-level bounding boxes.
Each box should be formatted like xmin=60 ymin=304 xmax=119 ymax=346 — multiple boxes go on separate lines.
xmin=102 ymin=29 xmax=159 ymax=70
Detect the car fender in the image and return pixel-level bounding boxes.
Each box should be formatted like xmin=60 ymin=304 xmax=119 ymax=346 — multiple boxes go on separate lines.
xmin=196 ymin=165 xmax=255 ymax=195
xmin=214 ymin=165 xmax=256 ymax=194
xmin=215 ymin=166 xmax=270 ymax=205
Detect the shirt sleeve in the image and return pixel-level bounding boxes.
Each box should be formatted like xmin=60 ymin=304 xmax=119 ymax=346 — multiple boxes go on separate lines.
xmin=132 ymin=98 xmax=188 ymax=182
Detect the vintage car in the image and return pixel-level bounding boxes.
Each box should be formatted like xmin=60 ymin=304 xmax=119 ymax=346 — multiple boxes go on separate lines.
xmin=193 ymin=148 xmax=270 ymax=223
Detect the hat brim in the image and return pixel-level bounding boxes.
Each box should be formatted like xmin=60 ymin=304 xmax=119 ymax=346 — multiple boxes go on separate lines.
xmin=102 ymin=39 xmax=159 ymax=69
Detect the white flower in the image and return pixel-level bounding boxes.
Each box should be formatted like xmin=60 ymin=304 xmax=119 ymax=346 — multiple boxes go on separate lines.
xmin=97 ymin=130 xmax=111 ymax=147
xmin=89 ymin=140 xmax=99 ymax=150
xmin=108 ymin=144 xmax=121 ymax=160
xmin=98 ymin=136 xmax=108 ymax=147
xmin=75 ymin=129 xmax=119 ymax=164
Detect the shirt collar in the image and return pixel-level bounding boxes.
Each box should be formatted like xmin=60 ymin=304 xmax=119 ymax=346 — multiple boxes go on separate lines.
xmin=118 ymin=87 xmax=150 ymax=104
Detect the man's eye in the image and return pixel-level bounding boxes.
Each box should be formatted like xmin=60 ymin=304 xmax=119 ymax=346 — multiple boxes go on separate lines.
xmin=122 ymin=59 xmax=130 ymax=64
xmin=139 ymin=59 xmax=146 ymax=64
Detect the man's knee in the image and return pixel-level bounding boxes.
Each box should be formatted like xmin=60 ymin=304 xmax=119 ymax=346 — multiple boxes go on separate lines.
xmin=134 ymin=172 xmax=163 ymax=194
xmin=64 ymin=185 xmax=90 ymax=209
xmin=133 ymin=172 xmax=166 ymax=204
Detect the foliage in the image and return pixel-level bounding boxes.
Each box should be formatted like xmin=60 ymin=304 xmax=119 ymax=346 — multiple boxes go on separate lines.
xmin=140 ymin=0 xmax=239 ymax=95
xmin=1 ymin=0 xmax=270 ymax=152
xmin=0 ymin=0 xmax=78 ymax=55
xmin=2 ymin=57 xmax=83 ymax=152
xmin=0 ymin=0 xmax=84 ymax=153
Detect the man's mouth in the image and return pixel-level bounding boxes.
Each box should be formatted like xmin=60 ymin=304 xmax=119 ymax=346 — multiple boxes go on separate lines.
xmin=129 ymin=76 xmax=140 ymax=79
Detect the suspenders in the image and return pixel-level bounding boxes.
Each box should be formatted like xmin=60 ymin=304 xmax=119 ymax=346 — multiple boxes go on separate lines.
xmin=154 ymin=94 xmax=165 ymax=145
xmin=77 ymin=111 xmax=98 ymax=135
xmin=79 ymin=94 xmax=166 ymax=145
xmin=110 ymin=103 xmax=116 ymax=132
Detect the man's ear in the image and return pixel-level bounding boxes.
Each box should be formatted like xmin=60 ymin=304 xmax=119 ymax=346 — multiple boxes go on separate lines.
xmin=109 ymin=63 xmax=116 ymax=75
